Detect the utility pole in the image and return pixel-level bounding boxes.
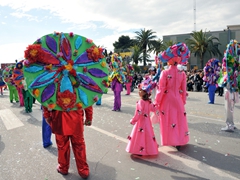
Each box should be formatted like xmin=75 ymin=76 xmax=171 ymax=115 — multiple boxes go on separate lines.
xmin=194 ymin=0 xmax=196 ymax=31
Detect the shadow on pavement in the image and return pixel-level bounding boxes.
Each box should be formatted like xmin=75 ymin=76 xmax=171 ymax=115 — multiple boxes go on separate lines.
xmin=130 ymin=154 xmax=209 ymax=180
xmin=179 ymin=144 xmax=240 ymax=178
xmin=188 ymin=122 xmax=240 ymax=139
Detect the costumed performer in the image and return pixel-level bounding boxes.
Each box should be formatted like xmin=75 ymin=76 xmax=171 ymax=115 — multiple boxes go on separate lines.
xmin=126 ymin=77 xmax=158 ymax=155
xmin=23 ymin=32 xmax=109 ymax=178
xmin=2 ymin=65 xmax=19 ymax=103
xmin=12 ymin=61 xmax=25 ymax=106
xmin=108 ymin=53 xmax=126 ymax=111
xmin=82 ymin=106 xmax=93 ymax=126
xmin=152 ymin=52 xmax=162 ymax=83
xmin=155 ymin=43 xmax=190 ymax=151
xmin=147 ymin=66 xmax=157 ymax=100
xmin=0 ymin=70 xmax=5 ymax=95
xmin=22 ymin=79 xmax=33 ymax=113
xmin=124 ymin=64 xmax=134 ymax=95
xmin=203 ymin=58 xmax=221 ymax=104
xmin=221 ymin=40 xmax=240 ymax=132
xmin=217 ymin=63 xmax=224 ymax=96
xmin=41 ymin=106 xmax=52 ymax=148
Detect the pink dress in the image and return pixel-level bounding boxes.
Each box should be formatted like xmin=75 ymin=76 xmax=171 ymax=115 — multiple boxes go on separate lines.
xmin=126 ymin=99 xmax=158 ymax=155
xmin=155 ymin=65 xmax=189 ymax=146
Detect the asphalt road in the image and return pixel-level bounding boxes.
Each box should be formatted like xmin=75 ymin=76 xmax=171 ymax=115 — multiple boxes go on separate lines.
xmin=0 ymin=88 xmax=239 ymax=180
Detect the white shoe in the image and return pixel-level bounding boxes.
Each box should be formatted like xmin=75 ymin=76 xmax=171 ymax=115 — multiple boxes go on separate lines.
xmin=221 ymin=126 xmax=234 ymax=132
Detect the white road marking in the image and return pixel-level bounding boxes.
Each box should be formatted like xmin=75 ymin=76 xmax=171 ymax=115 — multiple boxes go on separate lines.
xmin=0 ymin=109 xmax=24 ymax=130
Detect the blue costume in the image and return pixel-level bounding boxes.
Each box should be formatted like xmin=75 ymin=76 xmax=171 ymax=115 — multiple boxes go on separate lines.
xmin=203 ymin=58 xmax=221 ymax=104
xmin=41 ymin=106 xmax=52 ymax=148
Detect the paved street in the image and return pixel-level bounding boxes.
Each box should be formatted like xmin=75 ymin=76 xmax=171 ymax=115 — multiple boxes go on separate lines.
xmin=0 ymin=88 xmax=240 ymax=180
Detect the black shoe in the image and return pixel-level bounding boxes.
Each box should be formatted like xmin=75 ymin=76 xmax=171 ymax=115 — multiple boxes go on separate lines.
xmin=176 ymin=146 xmax=181 ymax=151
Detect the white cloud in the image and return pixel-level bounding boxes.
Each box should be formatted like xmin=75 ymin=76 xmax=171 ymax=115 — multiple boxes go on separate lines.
xmin=1 ymin=0 xmax=240 ymax=35
xmin=10 ymin=12 xmax=41 ymax=22
xmin=0 ymin=0 xmax=240 ymax=64
xmin=0 ymin=43 xmax=26 ymax=65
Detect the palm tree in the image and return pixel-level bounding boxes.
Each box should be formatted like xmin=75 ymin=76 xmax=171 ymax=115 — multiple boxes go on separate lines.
xmin=134 ymin=29 xmax=157 ymax=66
xmin=185 ymin=30 xmax=222 ymax=69
xmin=151 ymin=38 xmax=164 ymax=54
xmin=162 ymin=40 xmax=176 ymax=50
xmin=130 ymin=45 xmax=143 ymax=65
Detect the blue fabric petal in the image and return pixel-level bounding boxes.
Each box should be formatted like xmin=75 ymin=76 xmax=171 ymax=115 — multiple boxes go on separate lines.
xmin=29 ymin=71 xmax=58 ymax=89
xmin=60 ymin=71 xmax=73 ymax=93
xmin=25 ymin=66 xmax=44 ymax=73
xmin=75 ymin=36 xmax=82 ymax=50
xmin=78 ymin=88 xmax=88 ymax=106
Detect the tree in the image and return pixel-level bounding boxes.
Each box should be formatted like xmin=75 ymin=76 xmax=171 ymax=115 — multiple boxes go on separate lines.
xmin=134 ymin=29 xmax=157 ymax=66
xmin=130 ymin=45 xmax=142 ymax=65
xmin=185 ymin=30 xmax=222 ymax=69
xmin=113 ymin=35 xmax=133 ymax=52
xmin=151 ymin=38 xmax=164 ymax=54
xmin=162 ymin=40 xmax=176 ymax=50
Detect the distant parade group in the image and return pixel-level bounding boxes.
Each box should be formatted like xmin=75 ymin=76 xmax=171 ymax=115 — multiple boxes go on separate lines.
xmin=0 ymin=32 xmax=239 ymax=178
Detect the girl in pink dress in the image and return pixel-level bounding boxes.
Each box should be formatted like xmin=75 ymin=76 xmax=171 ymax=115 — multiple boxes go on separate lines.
xmin=126 ymin=78 xmax=158 ymax=155
xmin=155 ymin=43 xmax=190 ymax=151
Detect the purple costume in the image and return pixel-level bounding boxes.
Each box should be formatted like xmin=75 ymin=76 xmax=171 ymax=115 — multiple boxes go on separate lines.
xmin=111 ymin=77 xmax=123 ymax=111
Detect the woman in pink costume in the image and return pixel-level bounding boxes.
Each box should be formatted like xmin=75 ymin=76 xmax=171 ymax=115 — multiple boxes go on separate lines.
xmin=126 ymin=77 xmax=158 ymax=155
xmin=155 ymin=43 xmax=190 ymax=151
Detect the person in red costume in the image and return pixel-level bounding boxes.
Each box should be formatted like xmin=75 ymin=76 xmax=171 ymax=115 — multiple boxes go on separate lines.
xmin=43 ymin=106 xmax=93 ymax=179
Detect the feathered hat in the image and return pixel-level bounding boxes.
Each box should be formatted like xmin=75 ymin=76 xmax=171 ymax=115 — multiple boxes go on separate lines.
xmin=138 ymin=77 xmax=156 ymax=94
xmin=159 ymin=42 xmax=190 ymax=65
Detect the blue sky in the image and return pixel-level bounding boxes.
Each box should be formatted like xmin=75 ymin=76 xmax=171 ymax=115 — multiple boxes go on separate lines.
xmin=0 ymin=0 xmax=240 ymax=65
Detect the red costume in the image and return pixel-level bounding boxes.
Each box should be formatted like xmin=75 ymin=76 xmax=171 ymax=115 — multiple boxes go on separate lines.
xmin=43 ymin=106 xmax=93 ymax=178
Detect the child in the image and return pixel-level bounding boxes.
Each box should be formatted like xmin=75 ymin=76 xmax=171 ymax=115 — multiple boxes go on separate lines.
xmin=126 ymin=78 xmax=158 ymax=156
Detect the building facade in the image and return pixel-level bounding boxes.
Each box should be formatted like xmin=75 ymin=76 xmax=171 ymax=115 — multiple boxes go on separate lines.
xmin=162 ymin=25 xmax=240 ymax=70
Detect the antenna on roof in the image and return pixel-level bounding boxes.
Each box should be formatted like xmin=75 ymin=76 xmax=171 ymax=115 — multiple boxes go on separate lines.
xmin=193 ymin=0 xmax=196 ymax=31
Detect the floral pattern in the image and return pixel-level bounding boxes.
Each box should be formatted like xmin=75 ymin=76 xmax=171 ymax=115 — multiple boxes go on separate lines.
xmin=222 ymin=39 xmax=240 ymax=92
xmin=23 ymin=32 xmax=109 ymax=111
xmin=203 ymin=58 xmax=221 ymax=85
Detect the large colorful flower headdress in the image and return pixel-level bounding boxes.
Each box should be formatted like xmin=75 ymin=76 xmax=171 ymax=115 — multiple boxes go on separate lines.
xmin=138 ymin=77 xmax=156 ymax=94
xmin=222 ymin=39 xmax=240 ymax=92
xmin=23 ymin=32 xmax=109 ymax=111
xmin=2 ymin=65 xmax=15 ymax=85
xmin=108 ymin=53 xmax=126 ymax=83
xmin=203 ymin=58 xmax=221 ymax=84
xmin=12 ymin=60 xmax=24 ymax=88
xmin=159 ymin=43 xmax=190 ymax=65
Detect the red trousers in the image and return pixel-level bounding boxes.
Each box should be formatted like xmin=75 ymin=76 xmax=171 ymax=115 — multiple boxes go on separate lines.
xmin=43 ymin=108 xmax=90 ymax=177
xmin=56 ymin=134 xmax=89 ymax=176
